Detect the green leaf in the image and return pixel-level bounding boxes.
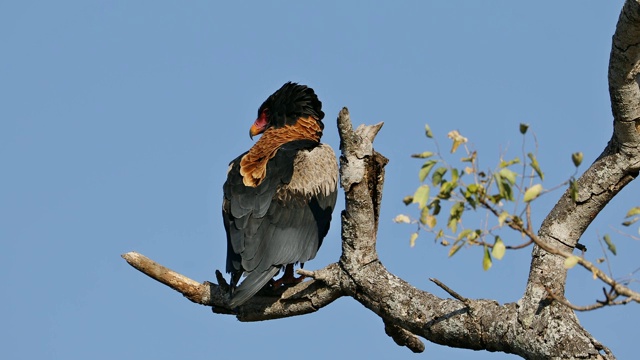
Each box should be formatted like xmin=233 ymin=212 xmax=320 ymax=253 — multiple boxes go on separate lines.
xmin=519 ymin=123 xmax=529 ymax=134
xmin=493 ymin=172 xmax=514 ymax=201
xmin=425 ymin=124 xmax=433 ymax=138
xmin=410 ymin=232 xmax=418 ymax=247
xmin=457 ymin=229 xmax=472 ymax=241
xmin=460 ymin=151 xmax=477 ymax=163
xmin=419 ymin=207 xmax=429 ymax=225
xmin=492 ymin=236 xmax=506 ymax=260
xmin=411 ymin=151 xmax=434 ymax=159
xmin=438 ymin=181 xmax=455 ymax=199
xmin=432 ymin=167 xmax=448 ymax=186
xmin=425 ymin=213 xmax=436 ymax=229
xmin=498 ymin=211 xmax=509 ymax=227
xmin=402 ymin=196 xmax=413 ymax=205
xmin=527 ymin=153 xmax=544 ymax=180
xmin=419 ymin=160 xmax=438 ymax=182
xmin=450 ymin=201 xmax=465 ymax=218
xmin=569 ymin=179 xmax=579 ymax=202
xmin=623 ymin=208 xmax=640 ymax=227
xmin=468 ymin=230 xmax=480 ymax=243
xmin=523 ymin=184 xmax=543 ymax=202
xmin=625 ymin=207 xmax=640 ymax=217
xmin=571 ymin=152 xmax=583 ymax=167
xmin=460 ymin=184 xmax=478 ymax=210
xmin=447 ymin=219 xmax=458 ymax=233
xmin=448 ymin=241 xmax=463 ymax=257
xmin=412 ymin=185 xmax=430 ymax=209
xmin=451 ymin=168 xmax=460 ymax=184
xmin=448 ymin=202 xmax=465 ymax=233
xmin=498 ymin=168 xmax=517 ymax=185
xmin=482 ymin=245 xmax=492 ymax=271
xmin=563 ymin=255 xmax=580 ymax=269
xmin=499 ymin=157 xmax=520 ymax=168
xmin=429 ymin=199 xmax=442 ymax=215
xmin=603 ymin=234 xmax=617 ymax=256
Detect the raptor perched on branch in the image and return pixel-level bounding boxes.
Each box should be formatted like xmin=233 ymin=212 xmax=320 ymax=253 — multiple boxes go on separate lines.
xmin=222 ymin=82 xmax=338 ymax=308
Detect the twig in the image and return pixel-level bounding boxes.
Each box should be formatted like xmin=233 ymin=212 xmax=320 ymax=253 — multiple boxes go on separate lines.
xmin=595 ymin=231 xmax=615 ymax=278
xmin=505 ymin=239 xmax=534 ymax=250
xmin=430 ymin=278 xmax=469 ymax=304
xmin=476 ymin=238 xmax=533 ymax=250
xmin=545 ymin=286 xmax=633 ymax=311
xmin=475 ymin=196 xmax=640 ymax=303
xmin=610 ymin=225 xmax=640 ymax=241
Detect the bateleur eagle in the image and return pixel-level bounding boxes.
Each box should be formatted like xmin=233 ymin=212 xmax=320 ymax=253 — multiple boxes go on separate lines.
xmin=223 ymin=82 xmax=338 ymax=307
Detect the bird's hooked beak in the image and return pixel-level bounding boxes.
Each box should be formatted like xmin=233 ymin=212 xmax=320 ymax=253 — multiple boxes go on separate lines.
xmin=249 ymin=122 xmax=265 ymax=140
xmin=250 ymin=110 xmax=269 ymax=139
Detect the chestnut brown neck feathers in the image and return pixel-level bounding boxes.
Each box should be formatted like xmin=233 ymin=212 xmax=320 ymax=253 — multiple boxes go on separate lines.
xmin=239 ymin=116 xmax=322 ymax=187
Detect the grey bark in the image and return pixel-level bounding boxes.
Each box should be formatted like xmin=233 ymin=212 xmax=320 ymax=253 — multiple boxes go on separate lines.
xmin=122 ymin=1 xmax=640 ymax=358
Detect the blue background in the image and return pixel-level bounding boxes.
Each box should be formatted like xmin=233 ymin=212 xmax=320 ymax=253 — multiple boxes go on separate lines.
xmin=1 ymin=1 xmax=637 ymax=359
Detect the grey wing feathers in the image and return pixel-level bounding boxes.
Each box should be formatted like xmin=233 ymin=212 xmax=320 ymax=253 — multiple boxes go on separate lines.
xmin=223 ymin=141 xmax=338 ymax=307
xmin=227 ymin=266 xmax=280 ymax=308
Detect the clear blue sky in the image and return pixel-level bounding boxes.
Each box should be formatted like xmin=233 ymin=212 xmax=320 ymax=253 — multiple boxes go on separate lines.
xmin=1 ymin=1 xmax=636 ymax=359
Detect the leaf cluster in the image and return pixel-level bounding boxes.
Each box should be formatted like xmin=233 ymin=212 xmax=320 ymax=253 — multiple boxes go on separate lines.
xmin=395 ymin=123 xmax=586 ymax=270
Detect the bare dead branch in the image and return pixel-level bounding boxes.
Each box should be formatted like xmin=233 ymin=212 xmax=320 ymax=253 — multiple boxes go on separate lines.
xmin=122 ymin=252 xmax=216 ymax=306
xmin=429 ymin=278 xmax=469 ymax=304
xmin=122 ymin=251 xmax=344 ymax=321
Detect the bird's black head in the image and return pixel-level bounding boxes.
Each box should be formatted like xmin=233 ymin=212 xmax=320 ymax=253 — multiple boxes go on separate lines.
xmin=250 ymin=82 xmax=324 ymax=138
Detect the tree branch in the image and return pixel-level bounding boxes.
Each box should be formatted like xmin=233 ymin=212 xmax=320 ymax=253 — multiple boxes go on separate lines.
xmin=520 ymin=0 xmax=640 ymax=305
xmin=429 ymin=278 xmax=470 ymax=304
xmin=122 ymin=3 xmax=640 ymax=357
xmin=476 ymin=198 xmax=640 ymax=303
xmin=122 ymin=252 xmax=220 ymax=306
xmin=122 ymin=251 xmax=345 ymax=321
xmin=545 ymin=286 xmax=634 ymax=312
xmin=122 ymin=106 xmax=616 ymax=358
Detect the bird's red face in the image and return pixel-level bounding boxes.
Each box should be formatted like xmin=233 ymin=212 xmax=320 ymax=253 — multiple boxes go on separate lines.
xmin=250 ymin=109 xmax=269 ymax=139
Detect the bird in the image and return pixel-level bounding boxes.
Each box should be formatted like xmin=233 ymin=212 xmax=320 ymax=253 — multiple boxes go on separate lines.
xmin=222 ymin=82 xmax=338 ymax=308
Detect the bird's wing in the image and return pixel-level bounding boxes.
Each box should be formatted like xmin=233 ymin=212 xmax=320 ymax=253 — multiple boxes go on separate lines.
xmin=223 ymin=141 xmax=338 ymax=307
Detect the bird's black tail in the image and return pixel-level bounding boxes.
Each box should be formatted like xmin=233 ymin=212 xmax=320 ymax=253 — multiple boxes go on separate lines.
xmin=229 ymin=266 xmax=280 ymax=308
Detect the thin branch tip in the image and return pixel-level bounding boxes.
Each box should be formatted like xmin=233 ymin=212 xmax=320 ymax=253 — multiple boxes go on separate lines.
xmin=430 ymin=278 xmax=469 ymax=304
xmin=121 ymin=251 xmax=137 ymax=261
xmin=297 ymin=269 xmax=315 ymax=278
